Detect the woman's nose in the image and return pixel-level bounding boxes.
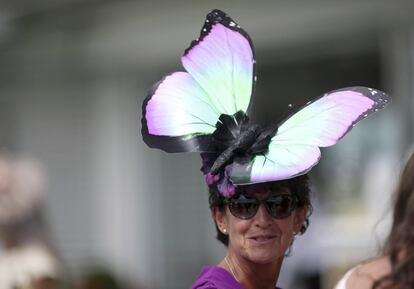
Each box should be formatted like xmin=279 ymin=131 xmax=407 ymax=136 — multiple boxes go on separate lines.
xmin=254 ymin=204 xmax=273 ymax=227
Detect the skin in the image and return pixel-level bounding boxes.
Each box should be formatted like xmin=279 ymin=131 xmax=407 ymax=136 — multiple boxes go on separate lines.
xmin=341 ymin=256 xmax=391 ymax=289
xmin=212 ymin=190 xmax=307 ymax=289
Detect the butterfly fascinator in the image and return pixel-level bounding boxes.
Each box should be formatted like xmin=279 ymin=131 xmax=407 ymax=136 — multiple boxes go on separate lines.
xmin=141 ymin=9 xmax=391 ymax=198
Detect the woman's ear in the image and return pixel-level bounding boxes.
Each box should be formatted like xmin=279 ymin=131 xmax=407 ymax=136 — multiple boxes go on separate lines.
xmin=211 ymin=207 xmax=228 ymax=233
xmin=294 ymin=207 xmax=307 ymax=234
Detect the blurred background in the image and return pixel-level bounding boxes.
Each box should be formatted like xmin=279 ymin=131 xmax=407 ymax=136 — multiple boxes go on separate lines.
xmin=0 ymin=0 xmax=413 ymax=288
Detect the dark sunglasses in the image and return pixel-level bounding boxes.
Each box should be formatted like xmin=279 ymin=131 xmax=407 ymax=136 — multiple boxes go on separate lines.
xmin=225 ymin=194 xmax=298 ymax=220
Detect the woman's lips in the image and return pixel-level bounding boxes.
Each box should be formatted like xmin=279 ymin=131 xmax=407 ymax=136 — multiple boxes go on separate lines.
xmin=248 ymin=235 xmax=277 ymax=243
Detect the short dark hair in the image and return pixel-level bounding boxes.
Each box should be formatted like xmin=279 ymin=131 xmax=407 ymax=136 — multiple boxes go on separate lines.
xmin=208 ymin=174 xmax=312 ymax=246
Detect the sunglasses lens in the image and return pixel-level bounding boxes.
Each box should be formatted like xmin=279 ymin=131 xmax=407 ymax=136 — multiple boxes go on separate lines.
xmin=265 ymin=195 xmax=296 ymax=219
xmin=228 ymin=195 xmax=259 ymax=219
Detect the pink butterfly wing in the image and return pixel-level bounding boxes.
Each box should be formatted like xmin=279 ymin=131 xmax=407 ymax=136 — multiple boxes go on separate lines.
xmin=142 ymin=10 xmax=256 ymax=153
xmin=231 ymin=87 xmax=391 ymax=184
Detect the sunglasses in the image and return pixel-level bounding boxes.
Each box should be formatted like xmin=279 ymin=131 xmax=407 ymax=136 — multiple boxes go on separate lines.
xmin=225 ymin=194 xmax=298 ymax=220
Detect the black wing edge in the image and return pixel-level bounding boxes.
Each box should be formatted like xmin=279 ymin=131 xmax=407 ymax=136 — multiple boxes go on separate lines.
xmin=183 ymin=9 xmax=257 ymax=116
xmin=141 ymin=75 xmax=214 ymax=153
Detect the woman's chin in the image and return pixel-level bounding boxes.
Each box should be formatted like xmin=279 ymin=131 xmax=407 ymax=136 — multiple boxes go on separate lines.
xmin=243 ymin=241 xmax=287 ymax=264
xmin=245 ymin=251 xmax=281 ymax=265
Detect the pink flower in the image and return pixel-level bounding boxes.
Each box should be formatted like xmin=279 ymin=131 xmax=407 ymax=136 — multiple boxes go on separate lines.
xmin=205 ymin=164 xmax=236 ymax=198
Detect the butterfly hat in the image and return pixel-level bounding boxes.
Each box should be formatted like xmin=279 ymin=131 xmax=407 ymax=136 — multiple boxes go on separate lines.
xmin=141 ymin=9 xmax=391 ymax=198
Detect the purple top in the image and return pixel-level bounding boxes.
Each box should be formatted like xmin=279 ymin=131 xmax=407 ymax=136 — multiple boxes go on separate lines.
xmin=189 ymin=266 xmax=282 ymax=289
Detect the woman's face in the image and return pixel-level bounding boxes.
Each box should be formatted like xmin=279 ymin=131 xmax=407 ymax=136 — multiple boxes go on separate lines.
xmin=213 ymin=186 xmax=307 ymax=265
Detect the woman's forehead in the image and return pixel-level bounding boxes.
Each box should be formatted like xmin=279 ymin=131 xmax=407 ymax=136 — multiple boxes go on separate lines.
xmin=236 ymin=182 xmax=291 ymax=195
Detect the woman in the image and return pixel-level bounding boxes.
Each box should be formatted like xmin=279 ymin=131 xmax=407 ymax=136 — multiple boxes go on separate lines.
xmin=140 ymin=9 xmax=390 ymax=289
xmin=334 ymin=149 xmax=414 ymax=289
xmin=190 ymin=175 xmax=310 ymax=289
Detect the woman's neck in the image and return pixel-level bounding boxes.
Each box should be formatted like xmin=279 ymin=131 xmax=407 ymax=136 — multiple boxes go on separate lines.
xmin=219 ymin=253 xmax=283 ymax=289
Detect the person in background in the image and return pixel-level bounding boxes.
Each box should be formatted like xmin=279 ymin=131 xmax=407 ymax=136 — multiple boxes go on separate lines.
xmin=334 ymin=148 xmax=414 ymax=289
xmin=0 ymin=153 xmax=63 ymax=289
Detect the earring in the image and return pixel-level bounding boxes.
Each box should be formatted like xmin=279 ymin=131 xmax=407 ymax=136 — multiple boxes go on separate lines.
xmin=223 ymin=228 xmax=227 ymax=234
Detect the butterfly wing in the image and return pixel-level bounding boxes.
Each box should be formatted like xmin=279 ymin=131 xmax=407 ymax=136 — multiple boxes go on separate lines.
xmin=142 ymin=9 xmax=256 ymax=152
xmin=231 ymin=87 xmax=391 ymax=184
xmin=182 ymin=9 xmax=256 ymax=116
